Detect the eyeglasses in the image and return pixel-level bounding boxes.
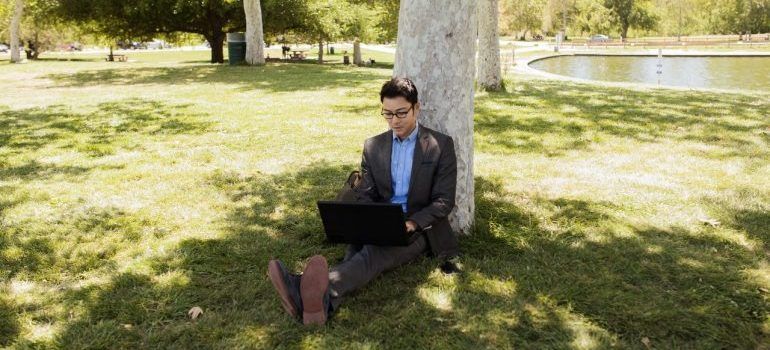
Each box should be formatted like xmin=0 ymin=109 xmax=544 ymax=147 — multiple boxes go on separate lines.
xmin=381 ymin=105 xmax=414 ymax=119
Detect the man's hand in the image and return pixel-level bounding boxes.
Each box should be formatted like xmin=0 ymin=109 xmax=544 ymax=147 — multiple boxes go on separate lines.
xmin=405 ymin=220 xmax=418 ymax=233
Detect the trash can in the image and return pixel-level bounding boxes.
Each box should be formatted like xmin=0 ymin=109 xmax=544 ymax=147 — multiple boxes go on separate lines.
xmin=330 ymin=46 xmax=335 ymax=55
xmin=227 ymin=32 xmax=246 ymax=65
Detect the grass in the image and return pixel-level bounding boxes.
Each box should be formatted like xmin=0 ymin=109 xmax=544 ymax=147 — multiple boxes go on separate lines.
xmin=1 ymin=49 xmax=769 ymax=349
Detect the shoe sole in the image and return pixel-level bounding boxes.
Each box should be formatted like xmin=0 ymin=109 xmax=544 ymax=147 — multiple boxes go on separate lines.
xmin=267 ymin=260 xmax=298 ymax=318
xmin=300 ymin=255 xmax=329 ymax=325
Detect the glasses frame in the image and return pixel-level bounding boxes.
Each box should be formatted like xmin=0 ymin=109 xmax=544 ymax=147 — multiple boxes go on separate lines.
xmin=381 ymin=105 xmax=414 ymax=119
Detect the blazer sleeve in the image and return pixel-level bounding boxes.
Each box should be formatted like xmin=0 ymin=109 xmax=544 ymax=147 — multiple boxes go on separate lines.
xmin=354 ymin=139 xmax=381 ymax=203
xmin=408 ymin=136 xmax=457 ymax=229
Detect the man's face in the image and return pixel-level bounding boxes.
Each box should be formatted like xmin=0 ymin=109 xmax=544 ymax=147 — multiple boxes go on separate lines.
xmin=382 ymin=96 xmax=419 ymax=140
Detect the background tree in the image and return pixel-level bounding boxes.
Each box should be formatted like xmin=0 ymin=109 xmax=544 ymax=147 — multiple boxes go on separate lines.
xmin=58 ymin=0 xmax=245 ymax=63
xmin=16 ymin=0 xmax=81 ymax=59
xmin=343 ymin=1 xmax=384 ymax=65
xmin=500 ymin=0 xmax=545 ymax=39
xmin=573 ymin=0 xmax=615 ymax=35
xmin=394 ymin=0 xmax=477 ymax=234
xmin=603 ymin=0 xmax=658 ymax=40
xmin=478 ymin=0 xmax=502 ymax=90
xmin=300 ymin=0 xmax=351 ymax=63
xmin=9 ymin=0 xmax=23 ymax=62
xmin=243 ymin=0 xmax=264 ymax=65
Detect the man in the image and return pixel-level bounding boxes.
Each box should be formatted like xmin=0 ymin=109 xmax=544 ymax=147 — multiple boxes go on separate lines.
xmin=267 ymin=77 xmax=459 ymax=325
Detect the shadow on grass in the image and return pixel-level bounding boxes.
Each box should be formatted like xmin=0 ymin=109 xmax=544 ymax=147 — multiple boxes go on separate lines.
xmin=0 ymin=99 xmax=212 ymax=162
xmin=732 ymin=208 xmax=770 ymax=252
xmin=459 ymin=177 xmax=769 ymax=348
xmin=22 ymin=165 xmax=766 ymax=348
xmin=44 ymin=63 xmax=390 ymax=93
xmin=0 ymin=206 xmax=165 ymax=282
xmin=0 ymin=294 xmax=19 ymax=347
xmin=34 ymin=57 xmax=103 ymax=63
xmin=50 ymin=163 xmax=510 ymax=349
xmin=475 ymin=80 xmax=769 ymax=157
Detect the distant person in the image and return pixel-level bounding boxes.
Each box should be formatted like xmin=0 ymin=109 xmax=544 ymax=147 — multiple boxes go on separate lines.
xmin=267 ymin=77 xmax=460 ymax=325
xmin=281 ymin=45 xmax=290 ymax=59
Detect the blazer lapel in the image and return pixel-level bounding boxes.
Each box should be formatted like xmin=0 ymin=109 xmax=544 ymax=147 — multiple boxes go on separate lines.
xmin=407 ymin=126 xmax=428 ymax=201
xmin=382 ymin=131 xmax=393 ymax=199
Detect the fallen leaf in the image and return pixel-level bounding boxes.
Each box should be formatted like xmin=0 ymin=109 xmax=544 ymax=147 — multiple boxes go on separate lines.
xmin=641 ymin=337 xmax=651 ymax=349
xmin=699 ymin=218 xmax=721 ymax=227
xmin=759 ymin=287 xmax=769 ymax=294
xmin=123 ymin=324 xmax=133 ymax=330
xmin=188 ymin=306 xmax=204 ymax=320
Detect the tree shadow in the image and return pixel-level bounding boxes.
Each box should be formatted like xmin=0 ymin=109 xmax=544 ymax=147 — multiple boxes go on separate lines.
xmin=23 ymin=166 xmax=770 ymax=348
xmin=48 ymin=163 xmax=518 ymax=349
xmin=0 ymin=99 xmax=213 ymax=159
xmin=731 ymin=208 xmax=770 ymax=252
xmin=475 ymin=80 xmax=769 ymax=157
xmin=0 ymin=293 xmax=19 ymax=347
xmin=0 ymin=206 xmax=162 ymax=282
xmin=51 ymin=162 xmax=353 ymax=348
xmin=44 ymin=63 xmax=389 ymax=93
xmin=459 ymin=177 xmax=769 ymax=348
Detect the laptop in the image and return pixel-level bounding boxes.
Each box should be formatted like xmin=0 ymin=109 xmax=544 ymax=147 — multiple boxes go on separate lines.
xmin=317 ymin=201 xmax=415 ymax=246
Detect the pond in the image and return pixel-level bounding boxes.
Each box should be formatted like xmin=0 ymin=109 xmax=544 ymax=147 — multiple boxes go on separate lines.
xmin=529 ymin=55 xmax=770 ymax=91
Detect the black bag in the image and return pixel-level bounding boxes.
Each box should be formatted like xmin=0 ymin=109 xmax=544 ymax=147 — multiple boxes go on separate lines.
xmin=335 ymin=171 xmax=362 ymax=201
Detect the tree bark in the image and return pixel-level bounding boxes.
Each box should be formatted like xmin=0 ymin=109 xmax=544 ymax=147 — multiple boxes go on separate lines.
xmin=477 ymin=0 xmax=502 ymax=91
xmin=10 ymin=0 xmax=24 ymax=63
xmin=317 ymin=39 xmax=324 ymax=64
xmin=394 ymin=0 xmax=477 ymax=235
xmin=244 ymin=0 xmax=265 ymax=65
xmin=621 ymin=23 xmax=629 ymax=42
xmin=353 ymin=38 xmax=363 ymax=65
xmin=206 ymin=31 xmax=225 ymax=64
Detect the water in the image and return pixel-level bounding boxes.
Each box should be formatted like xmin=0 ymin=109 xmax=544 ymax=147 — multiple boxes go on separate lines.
xmin=529 ymin=55 xmax=770 ymax=91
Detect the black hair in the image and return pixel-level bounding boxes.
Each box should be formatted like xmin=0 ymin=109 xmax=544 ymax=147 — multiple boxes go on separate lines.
xmin=380 ymin=77 xmax=419 ymax=105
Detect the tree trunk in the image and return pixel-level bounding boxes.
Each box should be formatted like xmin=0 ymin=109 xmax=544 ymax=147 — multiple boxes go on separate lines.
xmin=394 ymin=0 xmax=477 ymax=235
xmin=477 ymin=0 xmax=502 ymax=91
xmin=317 ymin=39 xmax=324 ymax=64
xmin=621 ymin=24 xmax=629 ymax=42
xmin=206 ymin=31 xmax=225 ymax=64
xmin=10 ymin=0 xmax=24 ymax=63
xmin=353 ymin=38 xmax=363 ymax=65
xmin=244 ymin=0 xmax=265 ymax=65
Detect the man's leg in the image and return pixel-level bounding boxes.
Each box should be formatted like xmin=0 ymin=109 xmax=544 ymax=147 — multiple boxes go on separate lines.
xmin=328 ymin=234 xmax=427 ymax=310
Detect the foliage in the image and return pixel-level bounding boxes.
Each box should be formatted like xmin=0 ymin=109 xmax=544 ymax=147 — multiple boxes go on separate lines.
xmin=500 ymin=0 xmax=545 ymax=38
xmin=603 ymin=0 xmax=658 ymax=40
xmin=500 ymin=0 xmax=770 ymax=38
xmin=56 ymin=0 xmax=245 ymax=63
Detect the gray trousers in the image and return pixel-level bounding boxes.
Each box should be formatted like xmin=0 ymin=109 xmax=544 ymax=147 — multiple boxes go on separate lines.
xmin=328 ymin=234 xmax=428 ymax=310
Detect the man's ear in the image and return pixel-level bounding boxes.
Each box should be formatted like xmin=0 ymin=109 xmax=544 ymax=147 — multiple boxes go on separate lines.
xmin=414 ymin=102 xmax=420 ymax=117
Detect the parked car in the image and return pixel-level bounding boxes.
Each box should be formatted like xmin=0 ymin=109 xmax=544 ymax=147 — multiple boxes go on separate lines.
xmin=0 ymin=44 xmax=9 ymax=53
xmin=145 ymin=39 xmax=170 ymax=50
xmin=68 ymin=42 xmax=83 ymax=51
xmin=589 ymin=34 xmax=611 ymax=42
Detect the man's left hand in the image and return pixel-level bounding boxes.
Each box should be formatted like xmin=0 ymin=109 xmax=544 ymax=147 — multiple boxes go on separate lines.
xmin=405 ymin=220 xmax=418 ymax=233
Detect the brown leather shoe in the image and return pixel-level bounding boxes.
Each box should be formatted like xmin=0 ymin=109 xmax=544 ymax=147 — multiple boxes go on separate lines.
xmin=300 ymin=255 xmax=329 ymax=325
xmin=267 ymin=259 xmax=301 ymax=318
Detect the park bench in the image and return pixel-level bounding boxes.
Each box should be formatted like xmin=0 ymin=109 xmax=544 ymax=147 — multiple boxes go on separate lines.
xmin=106 ymin=54 xmax=127 ymax=62
xmin=290 ymin=50 xmax=306 ymax=60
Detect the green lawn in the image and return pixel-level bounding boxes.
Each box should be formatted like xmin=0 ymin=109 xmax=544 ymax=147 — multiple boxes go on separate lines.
xmin=1 ymin=50 xmax=769 ymax=349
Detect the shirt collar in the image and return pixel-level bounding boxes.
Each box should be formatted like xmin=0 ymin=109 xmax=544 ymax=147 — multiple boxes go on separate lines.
xmin=393 ymin=122 xmax=419 ymax=143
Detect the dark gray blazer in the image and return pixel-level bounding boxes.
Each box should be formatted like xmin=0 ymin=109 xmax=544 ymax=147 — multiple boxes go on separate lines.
xmin=354 ymin=124 xmax=459 ymax=258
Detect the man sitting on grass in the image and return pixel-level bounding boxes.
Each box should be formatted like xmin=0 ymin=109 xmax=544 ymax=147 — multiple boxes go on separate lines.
xmin=267 ymin=77 xmax=459 ymax=325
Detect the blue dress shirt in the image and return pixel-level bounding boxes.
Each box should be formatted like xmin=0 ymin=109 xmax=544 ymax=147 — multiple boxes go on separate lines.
xmin=390 ymin=124 xmax=419 ymax=212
